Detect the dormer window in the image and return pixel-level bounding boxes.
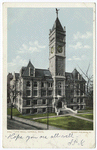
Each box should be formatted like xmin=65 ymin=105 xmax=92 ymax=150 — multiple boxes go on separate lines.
xmin=29 ymin=67 xmax=33 ymax=76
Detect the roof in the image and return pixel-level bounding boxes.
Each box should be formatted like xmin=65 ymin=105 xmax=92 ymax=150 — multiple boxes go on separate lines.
xmin=22 ymin=60 xmax=34 ymax=76
xmin=15 ymin=73 xmax=19 ymax=79
xmin=65 ymin=69 xmax=86 ymax=82
xmin=20 ymin=60 xmax=52 ymax=79
xmin=51 ymin=17 xmax=64 ymax=32
xmin=35 ymin=69 xmax=52 ymax=78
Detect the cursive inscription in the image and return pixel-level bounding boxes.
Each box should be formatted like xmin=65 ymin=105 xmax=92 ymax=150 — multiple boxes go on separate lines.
xmin=6 ymin=133 xmax=23 ymax=141
xmin=68 ymin=136 xmax=85 ymax=146
xmin=5 ymin=132 xmax=85 ymax=147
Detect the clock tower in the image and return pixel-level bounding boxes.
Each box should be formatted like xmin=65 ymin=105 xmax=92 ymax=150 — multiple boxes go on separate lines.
xmin=49 ymin=10 xmax=66 ymax=107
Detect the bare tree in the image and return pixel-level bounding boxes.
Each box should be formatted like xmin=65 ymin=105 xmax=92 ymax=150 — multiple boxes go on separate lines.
xmin=78 ymin=64 xmax=93 ymax=108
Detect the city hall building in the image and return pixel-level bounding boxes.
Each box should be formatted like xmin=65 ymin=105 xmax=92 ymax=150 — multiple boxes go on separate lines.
xmin=9 ymin=12 xmax=86 ymax=114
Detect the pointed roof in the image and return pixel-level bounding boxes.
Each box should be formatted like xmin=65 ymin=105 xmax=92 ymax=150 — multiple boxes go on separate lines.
xmin=22 ymin=60 xmax=35 ymax=76
xmin=52 ymin=17 xmax=64 ymax=32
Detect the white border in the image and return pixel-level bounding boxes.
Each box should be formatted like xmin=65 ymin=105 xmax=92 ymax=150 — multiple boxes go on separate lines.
xmin=1 ymin=1 xmax=96 ymax=149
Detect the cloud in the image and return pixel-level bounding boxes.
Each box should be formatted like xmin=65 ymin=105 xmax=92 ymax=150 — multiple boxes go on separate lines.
xmin=18 ymin=40 xmax=46 ymax=54
xmin=69 ymin=42 xmax=91 ymax=50
xmin=73 ymin=31 xmax=92 ymax=40
xmin=8 ymin=56 xmax=28 ymax=67
xmin=68 ymin=55 xmax=86 ymax=61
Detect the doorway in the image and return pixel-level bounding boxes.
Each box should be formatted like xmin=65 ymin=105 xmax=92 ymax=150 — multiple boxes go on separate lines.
xmin=57 ymin=101 xmax=62 ymax=108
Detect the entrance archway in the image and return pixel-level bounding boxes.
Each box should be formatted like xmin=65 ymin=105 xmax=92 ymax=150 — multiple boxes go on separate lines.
xmin=57 ymin=101 xmax=62 ymax=108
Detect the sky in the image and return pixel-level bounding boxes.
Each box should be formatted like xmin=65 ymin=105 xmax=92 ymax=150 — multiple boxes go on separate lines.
xmin=7 ymin=7 xmax=93 ymax=79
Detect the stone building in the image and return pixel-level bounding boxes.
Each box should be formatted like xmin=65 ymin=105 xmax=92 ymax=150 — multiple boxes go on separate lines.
xmin=65 ymin=69 xmax=86 ymax=110
xmin=9 ymin=12 xmax=86 ymax=114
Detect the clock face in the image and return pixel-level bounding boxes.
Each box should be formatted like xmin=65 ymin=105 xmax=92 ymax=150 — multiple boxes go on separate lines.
xmin=51 ymin=46 xmax=54 ymax=54
xmin=57 ymin=45 xmax=63 ymax=53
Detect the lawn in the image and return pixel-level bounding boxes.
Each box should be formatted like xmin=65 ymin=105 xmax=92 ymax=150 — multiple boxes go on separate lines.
xmin=35 ymin=116 xmax=93 ymax=130
xmin=7 ymin=108 xmax=56 ymax=119
xmin=78 ymin=109 xmax=93 ymax=113
xmin=77 ymin=113 xmax=93 ymax=120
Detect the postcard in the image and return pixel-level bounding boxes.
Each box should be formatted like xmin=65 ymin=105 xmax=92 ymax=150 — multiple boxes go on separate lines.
xmin=2 ymin=2 xmax=95 ymax=148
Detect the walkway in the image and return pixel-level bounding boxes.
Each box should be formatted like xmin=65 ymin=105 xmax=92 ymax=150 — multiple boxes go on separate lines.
xmin=32 ymin=113 xmax=93 ymax=122
xmin=7 ymin=115 xmax=63 ymax=130
xmin=70 ymin=114 xmax=93 ymax=122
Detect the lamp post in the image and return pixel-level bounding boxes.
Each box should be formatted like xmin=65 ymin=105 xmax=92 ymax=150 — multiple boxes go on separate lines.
xmin=47 ymin=100 xmax=49 ymax=130
xmin=11 ymin=103 xmax=13 ymax=119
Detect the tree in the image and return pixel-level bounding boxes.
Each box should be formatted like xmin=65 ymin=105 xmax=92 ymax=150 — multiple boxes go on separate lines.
xmin=78 ymin=64 xmax=93 ymax=108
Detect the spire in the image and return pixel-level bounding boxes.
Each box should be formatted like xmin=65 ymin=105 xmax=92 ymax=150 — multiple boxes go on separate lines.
xmin=56 ymin=8 xmax=60 ymax=18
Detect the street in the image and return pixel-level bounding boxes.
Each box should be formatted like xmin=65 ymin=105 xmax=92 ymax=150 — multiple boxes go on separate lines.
xmin=7 ymin=117 xmax=42 ymax=130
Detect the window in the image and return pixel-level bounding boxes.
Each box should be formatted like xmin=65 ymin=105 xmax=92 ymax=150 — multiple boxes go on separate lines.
xmin=77 ymin=90 xmax=79 ymax=95
xmin=58 ymin=82 xmax=61 ymax=88
xmin=26 ymin=109 xmax=30 ymax=114
xmin=34 ymin=90 xmax=37 ymax=96
xmin=48 ymin=90 xmax=52 ymax=96
xmin=33 ymin=100 xmax=37 ymax=104
xmin=26 ymin=81 xmax=30 ymax=87
xmin=80 ymin=98 xmax=83 ymax=103
xmin=26 ymin=90 xmax=30 ymax=96
xmin=30 ymin=68 xmax=33 ymax=76
xmin=33 ymin=108 xmax=37 ymax=113
xmin=58 ymin=90 xmax=61 ymax=95
xmin=42 ymin=82 xmax=45 ymax=87
xmin=43 ymin=99 xmax=46 ymax=104
xmin=77 ymin=98 xmax=79 ymax=103
xmin=34 ymin=81 xmax=37 ymax=87
xmin=48 ymin=82 xmax=52 ymax=87
xmin=43 ymin=108 xmax=46 ymax=112
xmin=71 ymin=99 xmax=73 ymax=103
xmin=26 ymin=100 xmax=30 ymax=105
xmin=42 ymin=90 xmax=46 ymax=96
xmin=48 ymin=83 xmax=50 ymax=87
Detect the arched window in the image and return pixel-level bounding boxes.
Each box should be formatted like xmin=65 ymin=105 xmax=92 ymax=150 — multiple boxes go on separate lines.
xmin=26 ymin=81 xmax=30 ymax=87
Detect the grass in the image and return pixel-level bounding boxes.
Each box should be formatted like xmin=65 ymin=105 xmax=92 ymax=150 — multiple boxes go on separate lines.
xmin=7 ymin=108 xmax=56 ymax=119
xmin=78 ymin=109 xmax=93 ymax=113
xmin=35 ymin=116 xmax=93 ymax=130
xmin=77 ymin=113 xmax=93 ymax=120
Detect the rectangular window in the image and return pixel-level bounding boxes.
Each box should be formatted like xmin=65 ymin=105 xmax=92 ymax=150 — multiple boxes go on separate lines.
xmin=33 ymin=100 xmax=37 ymax=104
xmin=48 ymin=90 xmax=52 ymax=96
xmin=43 ymin=108 xmax=46 ymax=112
xmin=80 ymin=98 xmax=83 ymax=103
xmin=77 ymin=90 xmax=79 ymax=95
xmin=77 ymin=98 xmax=79 ymax=103
xmin=26 ymin=100 xmax=30 ymax=105
xmin=71 ymin=98 xmax=73 ymax=103
xmin=43 ymin=99 xmax=46 ymax=104
xmin=26 ymin=109 xmax=30 ymax=114
xmin=42 ymin=82 xmax=45 ymax=87
xmin=26 ymin=90 xmax=30 ymax=96
xmin=48 ymin=83 xmax=50 ymax=87
xmin=30 ymin=68 xmax=33 ymax=76
xmin=34 ymin=81 xmax=37 ymax=87
xmin=33 ymin=108 xmax=37 ymax=113
xmin=42 ymin=90 xmax=46 ymax=96
xmin=34 ymin=90 xmax=37 ymax=96
xmin=48 ymin=82 xmax=52 ymax=87
xmin=58 ymin=90 xmax=61 ymax=95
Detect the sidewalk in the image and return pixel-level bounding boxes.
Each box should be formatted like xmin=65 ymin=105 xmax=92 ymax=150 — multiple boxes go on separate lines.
xmin=7 ymin=115 xmax=63 ymax=130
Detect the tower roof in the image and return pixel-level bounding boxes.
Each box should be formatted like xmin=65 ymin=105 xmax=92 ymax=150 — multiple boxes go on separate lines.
xmin=51 ymin=17 xmax=64 ymax=32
